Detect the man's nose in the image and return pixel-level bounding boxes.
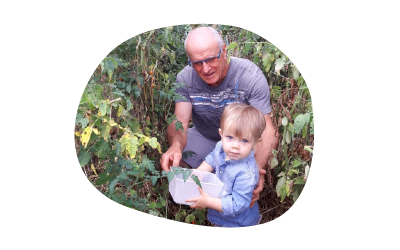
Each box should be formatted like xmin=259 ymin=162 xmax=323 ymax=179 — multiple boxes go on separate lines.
xmin=202 ymin=62 xmax=211 ymax=72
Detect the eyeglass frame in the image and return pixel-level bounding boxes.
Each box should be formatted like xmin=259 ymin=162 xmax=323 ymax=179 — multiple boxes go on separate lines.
xmin=188 ymin=48 xmax=222 ymax=68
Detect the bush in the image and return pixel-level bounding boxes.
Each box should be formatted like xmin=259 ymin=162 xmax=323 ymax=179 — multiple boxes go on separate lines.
xmin=74 ymin=24 xmax=313 ymax=225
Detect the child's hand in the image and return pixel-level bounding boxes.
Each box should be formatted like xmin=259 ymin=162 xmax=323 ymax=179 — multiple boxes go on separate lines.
xmin=185 ymin=187 xmax=210 ymax=209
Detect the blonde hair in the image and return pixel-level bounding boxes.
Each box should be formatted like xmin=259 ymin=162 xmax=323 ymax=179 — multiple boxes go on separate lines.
xmin=220 ymin=103 xmax=266 ymax=140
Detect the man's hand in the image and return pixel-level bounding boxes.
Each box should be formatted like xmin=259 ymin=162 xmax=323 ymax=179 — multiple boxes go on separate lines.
xmin=251 ymin=168 xmax=266 ymax=208
xmin=160 ymin=145 xmax=182 ymax=172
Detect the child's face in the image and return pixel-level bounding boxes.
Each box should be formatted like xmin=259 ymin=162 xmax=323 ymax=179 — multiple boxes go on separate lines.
xmin=219 ymin=128 xmax=258 ymax=161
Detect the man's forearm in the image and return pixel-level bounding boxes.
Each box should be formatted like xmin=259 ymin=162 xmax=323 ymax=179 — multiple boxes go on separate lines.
xmin=255 ymin=117 xmax=278 ymax=170
xmin=167 ymin=121 xmax=188 ymax=150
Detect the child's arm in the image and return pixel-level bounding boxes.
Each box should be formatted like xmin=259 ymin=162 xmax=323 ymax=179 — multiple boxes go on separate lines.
xmin=185 ymin=187 xmax=222 ymax=212
xmin=197 ymin=161 xmax=213 ymax=172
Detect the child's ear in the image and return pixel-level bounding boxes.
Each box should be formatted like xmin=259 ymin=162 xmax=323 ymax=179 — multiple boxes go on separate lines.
xmin=218 ymin=128 xmax=222 ymax=137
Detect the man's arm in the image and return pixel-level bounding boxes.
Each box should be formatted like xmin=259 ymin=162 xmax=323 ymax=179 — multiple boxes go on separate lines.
xmin=251 ymin=113 xmax=278 ymax=207
xmin=160 ymin=102 xmax=192 ymax=172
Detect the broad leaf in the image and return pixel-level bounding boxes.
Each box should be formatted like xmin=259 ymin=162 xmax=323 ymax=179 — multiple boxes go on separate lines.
xmin=294 ymin=114 xmax=306 ymax=134
xmin=150 ymin=176 xmax=158 ymax=185
xmin=78 ymin=150 xmax=90 ymax=167
xmin=119 ymin=134 xmax=139 ymax=159
xmin=167 ymin=171 xmax=175 ymax=182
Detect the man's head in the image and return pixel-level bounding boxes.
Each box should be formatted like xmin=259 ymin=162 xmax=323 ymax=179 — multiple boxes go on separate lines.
xmin=184 ymin=26 xmax=229 ymax=87
xmin=218 ymin=103 xmax=266 ymax=161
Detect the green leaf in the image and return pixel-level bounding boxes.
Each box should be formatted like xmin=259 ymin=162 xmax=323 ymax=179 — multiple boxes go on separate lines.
xmin=126 ymin=99 xmax=133 ymax=111
xmin=182 ymin=169 xmax=193 ymax=182
xmin=99 ymin=102 xmax=107 ymax=116
xmin=275 ymin=58 xmax=285 ymax=73
xmin=185 ymin=214 xmax=196 ymax=223
xmin=175 ymin=210 xmax=186 ymax=221
xmin=147 ymin=137 xmax=159 ymax=149
xmin=292 ymin=159 xmax=302 ymax=168
xmin=95 ymin=172 xmax=110 ymax=185
xmin=270 ymin=157 xmax=278 ymax=169
xmin=119 ymin=172 xmax=129 ymax=180
xmin=290 ymin=64 xmax=300 ymax=80
xmin=191 ymin=175 xmax=202 ymax=189
xmin=167 ymin=171 xmax=176 ymax=182
xmin=127 ymin=119 xmax=140 ymax=133
xmin=226 ymin=42 xmax=238 ymax=50
xmin=175 ymin=121 xmax=184 ymax=132
xmin=294 ymin=114 xmax=306 ymax=134
xmin=305 ymin=165 xmax=310 ymax=180
xmin=78 ymin=150 xmax=90 ymax=167
xmin=310 ymin=118 xmax=314 ymax=134
xmin=276 ymin=176 xmax=286 ymax=197
xmin=119 ymin=134 xmax=139 ymax=159
xmin=150 ymin=176 xmax=158 ymax=185
xmin=109 ymin=178 xmax=119 ymax=194
xmin=282 ymin=117 xmax=288 ymax=127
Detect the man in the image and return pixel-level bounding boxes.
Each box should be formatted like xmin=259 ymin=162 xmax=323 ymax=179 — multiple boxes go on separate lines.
xmin=160 ymin=26 xmax=278 ymax=207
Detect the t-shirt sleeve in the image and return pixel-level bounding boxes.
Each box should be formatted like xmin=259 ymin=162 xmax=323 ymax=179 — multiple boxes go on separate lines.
xmin=248 ymin=73 xmax=272 ymax=115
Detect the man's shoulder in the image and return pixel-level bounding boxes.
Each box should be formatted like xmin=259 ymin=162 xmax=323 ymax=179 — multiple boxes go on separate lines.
xmin=231 ymin=57 xmax=262 ymax=75
xmin=177 ymin=66 xmax=197 ymax=82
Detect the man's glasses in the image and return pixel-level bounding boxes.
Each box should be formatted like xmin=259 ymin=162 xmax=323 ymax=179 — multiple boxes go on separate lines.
xmin=188 ymin=49 xmax=222 ymax=69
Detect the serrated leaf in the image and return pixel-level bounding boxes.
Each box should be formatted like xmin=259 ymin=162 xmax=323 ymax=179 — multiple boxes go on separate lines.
xmin=182 ymin=169 xmax=193 ymax=182
xmin=167 ymin=171 xmax=176 ymax=182
xmin=147 ymin=137 xmax=159 ymax=149
xmin=191 ymin=175 xmax=202 ymax=189
xmin=119 ymin=134 xmax=139 ymax=159
xmin=78 ymin=150 xmax=90 ymax=167
xmin=175 ymin=121 xmax=184 ymax=132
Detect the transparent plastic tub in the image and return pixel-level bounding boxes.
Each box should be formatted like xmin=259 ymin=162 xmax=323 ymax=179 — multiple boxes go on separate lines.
xmin=169 ymin=169 xmax=224 ymax=205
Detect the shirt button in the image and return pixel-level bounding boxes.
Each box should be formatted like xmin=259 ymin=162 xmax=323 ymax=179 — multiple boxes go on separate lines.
xmin=220 ymin=170 xmax=222 ymax=174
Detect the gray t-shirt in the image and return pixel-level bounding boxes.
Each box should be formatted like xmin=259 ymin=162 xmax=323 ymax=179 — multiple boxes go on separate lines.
xmin=175 ymin=57 xmax=271 ymax=141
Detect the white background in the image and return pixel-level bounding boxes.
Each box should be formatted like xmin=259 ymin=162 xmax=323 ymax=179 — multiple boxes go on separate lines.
xmin=1 ymin=1 xmax=399 ymax=249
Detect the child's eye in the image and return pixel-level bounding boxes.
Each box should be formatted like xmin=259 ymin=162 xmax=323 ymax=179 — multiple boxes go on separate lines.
xmin=242 ymin=139 xmax=248 ymax=143
xmin=227 ymin=136 xmax=233 ymax=140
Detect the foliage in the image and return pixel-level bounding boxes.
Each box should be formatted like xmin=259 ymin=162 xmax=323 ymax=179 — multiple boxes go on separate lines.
xmin=75 ymin=24 xmax=313 ymax=225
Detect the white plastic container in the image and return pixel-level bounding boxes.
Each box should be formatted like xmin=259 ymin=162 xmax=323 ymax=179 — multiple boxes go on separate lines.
xmin=169 ymin=169 xmax=224 ymax=205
